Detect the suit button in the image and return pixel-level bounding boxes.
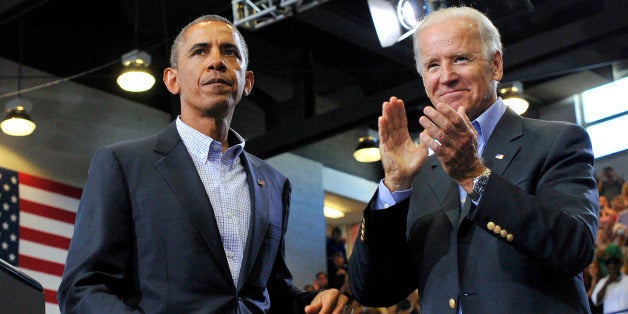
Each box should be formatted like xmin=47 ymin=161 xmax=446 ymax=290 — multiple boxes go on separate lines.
xmin=360 ymin=219 xmax=366 ymax=241
xmin=493 ymin=225 xmax=502 ymax=234
xmin=506 ymin=233 xmax=514 ymax=242
xmin=500 ymin=229 xmax=508 ymax=238
xmin=487 ymin=221 xmax=495 ymax=230
xmin=449 ymin=298 xmax=456 ymax=309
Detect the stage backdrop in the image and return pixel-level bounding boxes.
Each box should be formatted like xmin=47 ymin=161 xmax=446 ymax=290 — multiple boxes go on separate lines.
xmin=0 ymin=166 xmax=80 ymax=314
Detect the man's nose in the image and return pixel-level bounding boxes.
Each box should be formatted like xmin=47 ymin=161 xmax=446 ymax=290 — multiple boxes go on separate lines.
xmin=207 ymin=51 xmax=227 ymax=71
xmin=439 ymin=63 xmax=457 ymax=84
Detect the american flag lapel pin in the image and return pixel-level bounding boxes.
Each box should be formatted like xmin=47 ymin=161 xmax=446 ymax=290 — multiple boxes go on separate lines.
xmin=495 ymin=154 xmax=504 ymax=160
xmin=257 ymin=179 xmax=266 ymax=186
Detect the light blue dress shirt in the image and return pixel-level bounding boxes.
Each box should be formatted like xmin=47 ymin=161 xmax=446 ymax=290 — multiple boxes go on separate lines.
xmin=176 ymin=117 xmax=251 ymax=287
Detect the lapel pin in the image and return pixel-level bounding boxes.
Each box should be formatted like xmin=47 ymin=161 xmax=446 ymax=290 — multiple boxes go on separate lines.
xmin=257 ymin=179 xmax=266 ymax=186
xmin=495 ymin=154 xmax=504 ymax=160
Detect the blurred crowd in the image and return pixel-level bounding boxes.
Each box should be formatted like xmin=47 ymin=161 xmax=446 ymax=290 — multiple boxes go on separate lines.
xmin=585 ymin=166 xmax=628 ymax=313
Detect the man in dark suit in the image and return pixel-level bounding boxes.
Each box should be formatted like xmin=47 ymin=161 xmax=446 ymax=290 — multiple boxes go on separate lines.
xmin=348 ymin=6 xmax=599 ymax=313
xmin=58 ymin=15 xmax=348 ymax=313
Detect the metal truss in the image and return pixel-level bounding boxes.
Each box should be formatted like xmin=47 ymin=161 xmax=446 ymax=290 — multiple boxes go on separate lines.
xmin=232 ymin=0 xmax=330 ymax=30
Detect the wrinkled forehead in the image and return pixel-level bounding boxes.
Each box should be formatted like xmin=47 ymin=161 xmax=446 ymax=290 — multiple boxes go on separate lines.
xmin=183 ymin=21 xmax=239 ymax=46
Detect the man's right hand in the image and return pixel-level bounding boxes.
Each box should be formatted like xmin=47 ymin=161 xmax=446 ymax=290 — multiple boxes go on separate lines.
xmin=379 ymin=96 xmax=428 ymax=192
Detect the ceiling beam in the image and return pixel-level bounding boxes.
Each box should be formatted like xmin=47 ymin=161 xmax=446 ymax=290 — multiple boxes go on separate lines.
xmin=504 ymin=0 xmax=628 ymax=70
xmin=246 ymin=79 xmax=425 ymax=158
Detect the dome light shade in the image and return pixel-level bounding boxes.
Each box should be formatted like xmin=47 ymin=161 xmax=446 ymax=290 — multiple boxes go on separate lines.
xmin=1 ymin=98 xmax=36 ymax=136
xmin=117 ymin=50 xmax=155 ymax=92
xmin=502 ymin=96 xmax=529 ymax=115
xmin=499 ymin=81 xmax=529 ymax=115
xmin=117 ymin=67 xmax=155 ymax=92
xmin=324 ymin=206 xmax=345 ymax=219
xmin=353 ymin=136 xmax=381 ymax=162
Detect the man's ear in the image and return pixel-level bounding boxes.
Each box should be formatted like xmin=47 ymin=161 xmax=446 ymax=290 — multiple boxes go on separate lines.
xmin=163 ymin=67 xmax=180 ymax=95
xmin=244 ymin=70 xmax=254 ymax=96
xmin=491 ymin=51 xmax=504 ymax=81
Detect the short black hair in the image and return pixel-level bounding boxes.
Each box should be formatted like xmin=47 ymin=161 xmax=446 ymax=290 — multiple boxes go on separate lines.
xmin=606 ymin=256 xmax=622 ymax=265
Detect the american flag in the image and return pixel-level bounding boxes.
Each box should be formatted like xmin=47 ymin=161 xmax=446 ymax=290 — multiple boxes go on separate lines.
xmin=0 ymin=166 xmax=81 ymax=314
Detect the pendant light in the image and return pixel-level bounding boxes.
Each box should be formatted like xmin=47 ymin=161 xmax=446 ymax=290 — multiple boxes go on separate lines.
xmin=499 ymin=81 xmax=529 ymax=115
xmin=116 ymin=0 xmax=155 ymax=92
xmin=1 ymin=18 xmax=36 ymax=136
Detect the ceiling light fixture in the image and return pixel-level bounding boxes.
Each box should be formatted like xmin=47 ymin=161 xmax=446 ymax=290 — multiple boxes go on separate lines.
xmin=353 ymin=136 xmax=381 ymax=163
xmin=324 ymin=206 xmax=345 ymax=219
xmin=499 ymin=81 xmax=529 ymax=115
xmin=1 ymin=98 xmax=36 ymax=136
xmin=367 ymin=0 xmax=447 ymax=47
xmin=117 ymin=0 xmax=155 ymax=92
xmin=2 ymin=18 xmax=36 ymax=137
xmin=117 ymin=49 xmax=155 ymax=92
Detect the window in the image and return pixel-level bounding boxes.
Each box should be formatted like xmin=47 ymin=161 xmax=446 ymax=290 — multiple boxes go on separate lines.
xmin=576 ymin=77 xmax=628 ymax=159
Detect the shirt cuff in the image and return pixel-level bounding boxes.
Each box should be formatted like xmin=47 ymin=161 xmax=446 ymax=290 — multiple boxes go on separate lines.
xmin=375 ymin=179 xmax=412 ymax=210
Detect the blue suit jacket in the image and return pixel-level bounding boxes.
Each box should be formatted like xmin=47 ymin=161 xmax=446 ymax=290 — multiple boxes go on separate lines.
xmin=349 ymin=108 xmax=599 ymax=313
xmin=58 ymin=122 xmax=313 ymax=313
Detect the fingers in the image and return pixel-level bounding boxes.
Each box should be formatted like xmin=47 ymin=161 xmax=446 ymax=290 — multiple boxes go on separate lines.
xmin=304 ymin=289 xmax=350 ymax=314
xmin=421 ymin=104 xmax=467 ymax=143
xmin=419 ymin=102 xmax=484 ymax=181
xmin=380 ymin=96 xmax=408 ymax=145
xmin=304 ymin=293 xmax=322 ymax=313
xmin=419 ymin=103 xmax=475 ymax=150
xmin=418 ymin=130 xmax=440 ymax=154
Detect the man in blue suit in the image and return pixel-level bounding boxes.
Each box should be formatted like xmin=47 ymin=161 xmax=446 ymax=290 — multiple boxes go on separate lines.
xmin=348 ymin=6 xmax=599 ymax=313
xmin=58 ymin=15 xmax=348 ymax=313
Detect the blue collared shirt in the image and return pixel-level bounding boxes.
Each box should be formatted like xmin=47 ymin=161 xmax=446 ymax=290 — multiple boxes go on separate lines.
xmin=176 ymin=117 xmax=251 ymax=287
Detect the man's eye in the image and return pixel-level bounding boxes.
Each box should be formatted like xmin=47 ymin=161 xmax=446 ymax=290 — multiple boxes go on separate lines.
xmin=192 ymin=49 xmax=205 ymax=56
xmin=454 ymin=57 xmax=469 ymax=63
xmin=224 ymin=49 xmax=238 ymax=57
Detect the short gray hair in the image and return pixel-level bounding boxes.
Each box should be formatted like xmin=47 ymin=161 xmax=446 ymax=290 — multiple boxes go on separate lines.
xmin=413 ymin=6 xmax=502 ymax=76
xmin=169 ymin=15 xmax=249 ymax=69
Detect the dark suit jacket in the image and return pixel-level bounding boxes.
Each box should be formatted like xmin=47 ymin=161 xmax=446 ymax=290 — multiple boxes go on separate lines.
xmin=349 ymin=108 xmax=599 ymax=313
xmin=58 ymin=122 xmax=313 ymax=313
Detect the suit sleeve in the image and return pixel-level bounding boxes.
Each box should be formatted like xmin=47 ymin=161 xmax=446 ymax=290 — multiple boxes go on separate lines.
xmin=58 ymin=147 xmax=140 ymax=313
xmin=348 ymin=195 xmax=417 ymax=307
xmin=469 ymin=123 xmax=598 ymax=276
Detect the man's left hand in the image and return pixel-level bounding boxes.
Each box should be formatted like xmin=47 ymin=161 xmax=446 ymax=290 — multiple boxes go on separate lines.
xmin=304 ymin=288 xmax=350 ymax=313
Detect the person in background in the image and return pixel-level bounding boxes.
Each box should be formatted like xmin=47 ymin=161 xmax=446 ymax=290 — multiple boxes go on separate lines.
xmin=599 ymin=195 xmax=617 ymax=231
xmin=327 ymin=252 xmax=350 ymax=295
xmin=590 ymin=256 xmax=628 ymax=313
xmin=621 ymin=182 xmax=628 ymax=205
xmin=584 ymin=261 xmax=604 ymax=314
xmin=348 ymin=6 xmax=598 ymax=313
xmin=326 ymin=227 xmax=347 ymax=276
xmin=599 ymin=166 xmax=625 ymax=203
xmin=314 ymin=271 xmax=329 ymax=292
xmin=617 ymin=184 xmax=628 ymax=230
xmin=596 ymin=228 xmax=620 ymax=277
xmin=58 ymin=14 xmax=348 ymax=313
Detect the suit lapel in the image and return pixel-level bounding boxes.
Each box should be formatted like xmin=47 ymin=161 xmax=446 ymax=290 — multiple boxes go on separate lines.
xmin=237 ymin=153 xmax=270 ymax=290
xmin=481 ymin=108 xmax=523 ymax=177
xmin=459 ymin=108 xmax=523 ymax=225
xmin=425 ymin=157 xmax=461 ymax=228
xmin=152 ymin=122 xmax=231 ymax=275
